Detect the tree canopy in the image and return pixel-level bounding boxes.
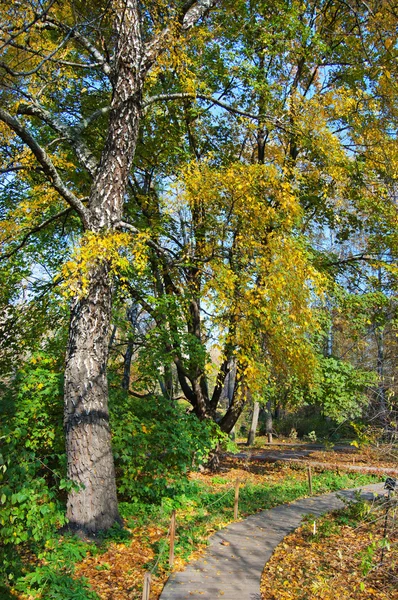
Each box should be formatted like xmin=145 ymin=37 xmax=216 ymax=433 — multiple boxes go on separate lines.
xmin=0 ymin=0 xmax=397 ymax=537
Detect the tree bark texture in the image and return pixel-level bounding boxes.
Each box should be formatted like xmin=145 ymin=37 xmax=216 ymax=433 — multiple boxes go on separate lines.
xmin=64 ymin=262 xmax=120 ymax=531
xmin=64 ymin=0 xmax=143 ymax=532
xmin=247 ymin=401 xmax=260 ymax=446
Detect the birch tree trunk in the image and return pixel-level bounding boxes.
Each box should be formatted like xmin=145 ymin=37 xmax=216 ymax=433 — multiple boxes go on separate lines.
xmin=64 ymin=263 xmax=121 ymax=531
xmin=247 ymin=401 xmax=260 ymax=446
xmin=64 ymin=0 xmax=143 ymax=532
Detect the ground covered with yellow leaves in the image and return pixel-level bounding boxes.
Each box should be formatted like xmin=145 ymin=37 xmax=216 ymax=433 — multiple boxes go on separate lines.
xmin=10 ymin=453 xmax=388 ymax=600
xmin=261 ymin=495 xmax=397 ymax=600
xmin=69 ymin=458 xmax=382 ymax=600
xmin=75 ymin=460 xmax=312 ymax=600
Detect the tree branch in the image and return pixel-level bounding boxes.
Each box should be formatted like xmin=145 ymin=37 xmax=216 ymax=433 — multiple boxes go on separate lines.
xmin=181 ymin=0 xmax=217 ymax=29
xmin=143 ymin=92 xmax=284 ymax=125
xmin=0 ymin=108 xmax=89 ymax=226
xmin=17 ymin=102 xmax=98 ymax=176
xmin=73 ymin=92 xmax=285 ymax=135
xmin=0 ymin=0 xmax=58 ymax=53
xmin=117 ymin=220 xmax=178 ymax=261
xmin=73 ymin=106 xmax=111 ymax=134
xmin=324 ymin=253 xmax=378 ymax=267
xmin=0 ymin=208 xmax=72 ymax=261
xmin=0 ymin=29 xmax=73 ymax=77
xmin=43 ymin=17 xmax=112 ymax=76
xmin=142 ymin=0 xmax=219 ymax=71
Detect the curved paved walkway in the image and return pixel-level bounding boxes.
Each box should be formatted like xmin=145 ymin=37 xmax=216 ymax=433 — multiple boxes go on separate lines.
xmin=160 ymin=483 xmax=385 ymax=600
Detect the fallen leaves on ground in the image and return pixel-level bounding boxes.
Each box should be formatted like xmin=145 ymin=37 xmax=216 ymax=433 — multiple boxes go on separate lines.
xmin=307 ymin=448 xmax=398 ymax=471
xmin=261 ymin=500 xmax=398 ymax=600
xmin=74 ymin=459 xmax=308 ymax=600
xmin=75 ymin=526 xmax=167 ymax=600
xmin=12 ymin=456 xmax=383 ymax=600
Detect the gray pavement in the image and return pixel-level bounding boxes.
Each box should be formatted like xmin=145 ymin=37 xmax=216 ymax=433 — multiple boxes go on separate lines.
xmin=160 ymin=483 xmax=386 ymax=600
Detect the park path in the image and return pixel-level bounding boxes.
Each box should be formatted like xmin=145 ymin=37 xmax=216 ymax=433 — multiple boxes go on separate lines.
xmin=233 ymin=446 xmax=398 ymax=476
xmin=160 ymin=482 xmax=386 ymax=600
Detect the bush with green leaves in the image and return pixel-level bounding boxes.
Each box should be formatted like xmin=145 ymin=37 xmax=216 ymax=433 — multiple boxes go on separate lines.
xmin=311 ymin=357 xmax=375 ymax=422
xmin=271 ymin=356 xmax=376 ymax=438
xmin=12 ymin=537 xmax=99 ymax=600
xmin=110 ymin=390 xmax=223 ymax=502
xmin=0 ymin=352 xmax=69 ymax=589
xmin=0 ymin=351 xmax=223 ymax=596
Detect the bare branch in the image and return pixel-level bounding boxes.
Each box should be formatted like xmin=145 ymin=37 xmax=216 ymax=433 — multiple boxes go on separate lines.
xmin=0 ymin=165 xmax=28 ymax=174
xmin=0 ymin=29 xmax=73 ymax=77
xmin=182 ymin=0 xmax=217 ymax=30
xmin=43 ymin=17 xmax=112 ymax=76
xmin=0 ymin=0 xmax=58 ymax=52
xmin=117 ymin=220 xmax=177 ymax=260
xmin=142 ymin=0 xmax=219 ymax=71
xmin=0 ymin=108 xmax=89 ymax=225
xmin=73 ymin=90 xmax=284 ymax=137
xmin=0 ymin=38 xmax=107 ymax=73
xmin=324 ymin=253 xmax=381 ymax=267
xmin=74 ymin=106 xmax=110 ymax=134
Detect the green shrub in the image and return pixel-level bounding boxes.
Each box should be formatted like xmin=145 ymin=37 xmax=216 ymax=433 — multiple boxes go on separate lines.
xmin=110 ymin=390 xmax=223 ymax=502
xmin=13 ymin=537 xmax=98 ymax=600
xmin=0 ymin=353 xmax=68 ymax=588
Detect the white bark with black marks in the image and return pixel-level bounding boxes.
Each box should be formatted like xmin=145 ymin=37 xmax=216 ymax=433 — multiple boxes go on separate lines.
xmin=0 ymin=0 xmax=220 ymax=534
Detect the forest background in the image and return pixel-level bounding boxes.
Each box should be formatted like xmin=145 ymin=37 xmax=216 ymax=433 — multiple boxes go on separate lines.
xmin=0 ymin=0 xmax=397 ymax=596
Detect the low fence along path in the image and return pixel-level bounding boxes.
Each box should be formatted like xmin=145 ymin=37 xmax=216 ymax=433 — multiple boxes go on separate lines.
xmin=160 ymin=482 xmax=385 ymax=600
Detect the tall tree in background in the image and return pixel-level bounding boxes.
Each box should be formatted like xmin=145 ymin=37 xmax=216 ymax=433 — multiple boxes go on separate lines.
xmin=114 ymin=0 xmax=397 ymax=431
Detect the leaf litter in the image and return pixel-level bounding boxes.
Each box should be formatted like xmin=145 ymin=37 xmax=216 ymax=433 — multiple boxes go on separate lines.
xmin=261 ymin=496 xmax=398 ymax=600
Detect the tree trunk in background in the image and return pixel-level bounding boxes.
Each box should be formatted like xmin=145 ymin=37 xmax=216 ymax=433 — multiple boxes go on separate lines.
xmin=160 ymin=364 xmax=174 ymax=403
xmin=376 ymin=327 xmax=388 ymax=427
xmin=266 ymin=399 xmax=273 ymax=443
xmin=219 ymin=383 xmax=248 ymax=434
xmin=122 ymin=342 xmax=134 ymax=391
xmin=226 ymin=360 xmax=237 ymax=439
xmin=247 ymin=401 xmax=260 ymax=446
xmin=122 ymin=304 xmax=139 ymax=392
xmin=376 ymin=267 xmax=388 ymax=428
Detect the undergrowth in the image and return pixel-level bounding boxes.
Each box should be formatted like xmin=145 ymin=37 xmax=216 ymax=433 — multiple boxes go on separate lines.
xmin=4 ymin=463 xmax=382 ymax=599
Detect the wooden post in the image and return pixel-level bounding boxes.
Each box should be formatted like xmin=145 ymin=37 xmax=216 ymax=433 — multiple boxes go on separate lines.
xmin=234 ymin=479 xmax=240 ymax=520
xmin=142 ymin=572 xmax=151 ymax=600
xmin=169 ymin=510 xmax=176 ymax=568
xmin=307 ymin=465 xmax=313 ymax=495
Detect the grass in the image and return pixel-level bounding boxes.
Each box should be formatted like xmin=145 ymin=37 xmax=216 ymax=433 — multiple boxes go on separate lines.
xmin=11 ymin=458 xmax=384 ymax=600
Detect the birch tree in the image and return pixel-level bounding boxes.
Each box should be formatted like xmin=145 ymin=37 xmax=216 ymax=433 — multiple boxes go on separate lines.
xmin=0 ymin=0 xmax=219 ymax=533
